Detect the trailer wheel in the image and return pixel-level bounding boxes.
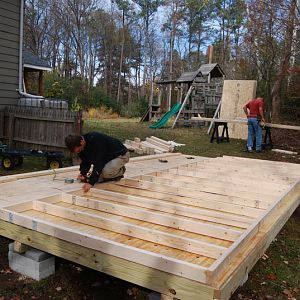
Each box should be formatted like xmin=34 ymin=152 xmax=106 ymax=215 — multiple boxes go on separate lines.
xmin=2 ymin=156 xmax=15 ymax=170
xmin=14 ymin=156 xmax=24 ymax=167
xmin=47 ymin=158 xmax=62 ymax=169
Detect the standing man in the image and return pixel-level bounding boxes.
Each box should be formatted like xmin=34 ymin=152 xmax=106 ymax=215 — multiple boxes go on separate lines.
xmin=243 ymin=97 xmax=266 ymax=153
xmin=65 ymin=132 xmax=129 ymax=192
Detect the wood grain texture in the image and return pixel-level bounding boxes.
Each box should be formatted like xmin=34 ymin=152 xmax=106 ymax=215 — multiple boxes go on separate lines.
xmin=0 ymin=153 xmax=299 ymax=300
xmin=219 ymin=80 xmax=257 ymax=139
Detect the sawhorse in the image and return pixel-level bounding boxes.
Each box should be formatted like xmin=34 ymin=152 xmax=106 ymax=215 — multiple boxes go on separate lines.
xmin=210 ymin=122 xmax=230 ymax=143
xmin=250 ymin=126 xmax=273 ymax=149
xmin=263 ymin=126 xmax=273 ymax=149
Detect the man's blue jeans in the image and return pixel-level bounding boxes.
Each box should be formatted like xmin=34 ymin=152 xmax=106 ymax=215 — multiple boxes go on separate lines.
xmin=247 ymin=118 xmax=262 ymax=151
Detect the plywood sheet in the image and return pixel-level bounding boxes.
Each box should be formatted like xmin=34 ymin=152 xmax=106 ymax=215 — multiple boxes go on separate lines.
xmin=220 ymin=80 xmax=257 ymax=139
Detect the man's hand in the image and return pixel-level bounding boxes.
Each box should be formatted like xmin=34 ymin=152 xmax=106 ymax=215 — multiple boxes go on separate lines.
xmin=77 ymin=174 xmax=87 ymax=182
xmin=82 ymin=183 xmax=92 ymax=193
xmin=260 ymin=120 xmax=266 ymax=128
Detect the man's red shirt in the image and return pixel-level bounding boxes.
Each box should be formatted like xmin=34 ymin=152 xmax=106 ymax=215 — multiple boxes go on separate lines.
xmin=245 ymin=99 xmax=264 ymax=118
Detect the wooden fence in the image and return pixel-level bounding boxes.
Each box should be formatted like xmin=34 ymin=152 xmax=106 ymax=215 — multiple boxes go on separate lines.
xmin=0 ymin=106 xmax=82 ymax=155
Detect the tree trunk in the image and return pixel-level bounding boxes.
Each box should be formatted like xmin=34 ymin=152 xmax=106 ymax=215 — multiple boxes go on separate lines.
xmin=127 ymin=44 xmax=132 ymax=105
xmin=117 ymin=11 xmax=125 ymax=104
xmin=270 ymin=0 xmax=296 ymax=121
xmin=168 ymin=10 xmax=175 ymax=111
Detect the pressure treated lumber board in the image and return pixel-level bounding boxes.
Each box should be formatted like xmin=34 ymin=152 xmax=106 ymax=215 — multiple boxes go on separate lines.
xmin=0 ymin=154 xmax=299 ymax=300
xmin=0 ymin=220 xmax=215 ymax=300
xmin=0 ymin=153 xmax=206 ymax=203
xmin=214 ymin=179 xmax=300 ymax=300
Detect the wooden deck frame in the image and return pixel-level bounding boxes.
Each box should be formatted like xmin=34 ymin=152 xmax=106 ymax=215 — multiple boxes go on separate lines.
xmin=0 ymin=220 xmax=214 ymax=300
xmin=0 ymin=154 xmax=299 ymax=300
xmin=73 ymin=188 xmax=253 ymax=228
xmin=148 ymin=171 xmax=281 ymax=197
xmin=59 ymin=193 xmax=242 ymax=241
xmin=113 ymin=178 xmax=264 ymax=218
xmin=0 ymin=202 xmax=211 ymax=283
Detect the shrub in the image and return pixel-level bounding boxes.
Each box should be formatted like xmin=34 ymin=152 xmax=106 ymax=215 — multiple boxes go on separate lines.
xmin=119 ymin=99 xmax=148 ymax=118
xmin=82 ymin=106 xmax=119 ymax=119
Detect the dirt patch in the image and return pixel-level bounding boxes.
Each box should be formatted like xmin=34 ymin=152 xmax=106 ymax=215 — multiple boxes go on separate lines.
xmin=271 ymin=128 xmax=300 ymax=153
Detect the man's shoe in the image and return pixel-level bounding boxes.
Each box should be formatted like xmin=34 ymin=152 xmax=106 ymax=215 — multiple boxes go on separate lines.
xmin=101 ymin=175 xmax=124 ymax=183
xmin=99 ymin=167 xmax=126 ymax=183
xmin=243 ymin=147 xmax=253 ymax=153
xmin=256 ymin=150 xmax=262 ymax=153
xmin=111 ymin=175 xmax=124 ymax=181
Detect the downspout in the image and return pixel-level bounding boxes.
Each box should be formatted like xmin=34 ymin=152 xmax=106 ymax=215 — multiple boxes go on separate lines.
xmin=18 ymin=0 xmax=24 ymax=93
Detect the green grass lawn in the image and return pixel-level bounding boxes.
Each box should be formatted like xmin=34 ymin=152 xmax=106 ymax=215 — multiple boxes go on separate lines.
xmin=1 ymin=117 xmax=298 ymax=177
xmin=84 ymin=118 xmax=300 ymax=163
xmin=84 ymin=118 xmax=250 ymax=157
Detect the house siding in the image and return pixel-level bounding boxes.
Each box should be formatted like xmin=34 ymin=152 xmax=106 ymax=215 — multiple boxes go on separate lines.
xmin=0 ymin=0 xmax=21 ymax=106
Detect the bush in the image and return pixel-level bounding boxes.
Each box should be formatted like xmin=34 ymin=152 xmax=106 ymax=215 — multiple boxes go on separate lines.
xmin=119 ymin=99 xmax=148 ymax=118
xmin=88 ymin=87 xmax=118 ymax=112
xmin=44 ymin=73 xmax=68 ymax=99
xmin=43 ymin=73 xmax=118 ymax=112
xmin=82 ymin=106 xmax=119 ymax=119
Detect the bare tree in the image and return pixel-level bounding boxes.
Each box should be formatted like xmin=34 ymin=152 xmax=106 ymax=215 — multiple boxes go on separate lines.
xmin=270 ymin=0 xmax=297 ymax=121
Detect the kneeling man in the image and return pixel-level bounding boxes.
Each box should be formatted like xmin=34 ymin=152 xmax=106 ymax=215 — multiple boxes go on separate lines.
xmin=65 ymin=132 xmax=129 ymax=192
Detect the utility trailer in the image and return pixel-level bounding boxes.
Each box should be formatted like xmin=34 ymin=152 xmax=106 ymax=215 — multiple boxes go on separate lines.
xmin=0 ymin=143 xmax=64 ymax=170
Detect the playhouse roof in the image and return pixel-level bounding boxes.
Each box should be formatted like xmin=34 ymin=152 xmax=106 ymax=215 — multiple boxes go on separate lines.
xmin=155 ymin=79 xmax=177 ymax=84
xmin=176 ymin=71 xmax=199 ymax=83
xmin=177 ymin=63 xmax=225 ymax=83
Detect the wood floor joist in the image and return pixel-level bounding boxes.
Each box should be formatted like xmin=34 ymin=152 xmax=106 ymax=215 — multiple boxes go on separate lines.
xmin=75 ymin=188 xmax=253 ymax=228
xmin=97 ymin=184 xmax=259 ymax=224
xmin=0 ymin=153 xmax=299 ymax=300
xmin=137 ymin=174 xmax=274 ymax=205
xmin=60 ymin=193 xmax=242 ymax=241
xmin=112 ymin=178 xmax=265 ymax=218
xmin=166 ymin=167 xmax=290 ymax=190
xmin=149 ymin=170 xmax=280 ymax=197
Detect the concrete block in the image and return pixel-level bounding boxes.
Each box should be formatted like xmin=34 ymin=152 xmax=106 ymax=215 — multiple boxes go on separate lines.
xmin=9 ymin=242 xmax=14 ymax=252
xmin=8 ymin=243 xmax=55 ymax=281
xmin=148 ymin=292 xmax=179 ymax=300
xmin=147 ymin=292 xmax=179 ymax=300
xmin=148 ymin=292 xmax=160 ymax=300
xmin=24 ymin=248 xmax=52 ymax=262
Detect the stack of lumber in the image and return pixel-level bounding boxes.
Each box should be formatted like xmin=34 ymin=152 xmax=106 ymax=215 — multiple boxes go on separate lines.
xmin=124 ymin=136 xmax=184 ymax=155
